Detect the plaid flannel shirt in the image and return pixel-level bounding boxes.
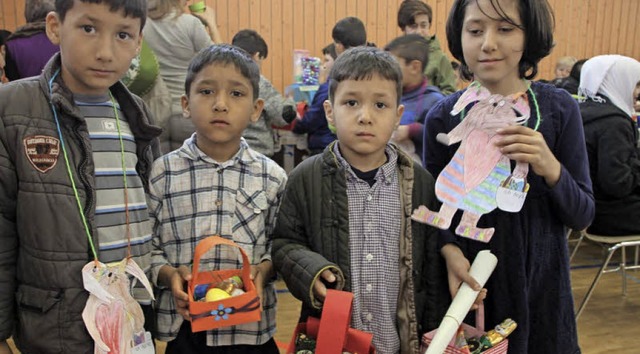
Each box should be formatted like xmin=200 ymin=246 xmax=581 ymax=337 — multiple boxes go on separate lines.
xmin=149 ymin=134 xmax=287 ymax=346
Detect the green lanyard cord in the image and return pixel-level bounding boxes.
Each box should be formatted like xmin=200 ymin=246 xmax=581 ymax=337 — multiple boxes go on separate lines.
xmin=459 ymin=81 xmax=542 ymax=131
xmin=50 ymin=78 xmax=130 ymax=262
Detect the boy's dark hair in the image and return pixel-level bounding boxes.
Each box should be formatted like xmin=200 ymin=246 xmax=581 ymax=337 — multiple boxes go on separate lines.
xmin=384 ymin=34 xmax=430 ymax=72
xmin=322 ymin=43 xmax=337 ymax=60
xmin=55 ymin=0 xmax=147 ymax=30
xmin=332 ymin=17 xmax=366 ymax=49
xmin=26 ymin=0 xmax=55 ymax=23
xmin=231 ymin=29 xmax=269 ymax=59
xmin=446 ymin=0 xmax=554 ymax=80
xmin=397 ymin=0 xmax=432 ymax=30
xmin=185 ymin=44 xmax=260 ymax=100
xmin=570 ymin=59 xmax=587 ymax=81
xmin=328 ymin=46 xmax=402 ymax=105
xmin=451 ymin=60 xmax=460 ymax=70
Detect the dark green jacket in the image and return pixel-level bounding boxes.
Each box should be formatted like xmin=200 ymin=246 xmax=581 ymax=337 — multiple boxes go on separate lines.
xmin=424 ymin=36 xmax=457 ymax=95
xmin=0 ymin=54 xmax=161 ymax=353
xmin=272 ymin=142 xmax=449 ymax=354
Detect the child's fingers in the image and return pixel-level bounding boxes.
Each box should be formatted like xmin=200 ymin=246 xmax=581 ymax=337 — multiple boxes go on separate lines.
xmin=313 ymin=280 xmax=328 ymax=302
xmin=320 ymin=269 xmax=336 ymax=283
xmin=176 ymin=265 xmax=192 ymax=281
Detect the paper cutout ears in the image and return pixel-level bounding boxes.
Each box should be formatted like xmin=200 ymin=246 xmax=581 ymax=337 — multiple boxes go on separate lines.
xmin=450 ymin=81 xmax=531 ymax=121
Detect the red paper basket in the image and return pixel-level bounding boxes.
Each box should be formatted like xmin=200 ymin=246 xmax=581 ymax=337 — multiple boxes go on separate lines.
xmin=188 ymin=236 xmax=261 ymax=332
xmin=422 ymin=305 xmax=508 ymax=354
xmin=286 ymin=290 xmax=376 ymax=354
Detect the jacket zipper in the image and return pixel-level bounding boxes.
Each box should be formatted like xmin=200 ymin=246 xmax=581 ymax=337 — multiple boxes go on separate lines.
xmin=73 ymin=121 xmax=98 ymax=260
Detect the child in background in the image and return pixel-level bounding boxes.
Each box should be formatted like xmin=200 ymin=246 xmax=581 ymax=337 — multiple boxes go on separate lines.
xmin=398 ymin=0 xmax=458 ymax=95
xmin=149 ymin=44 xmax=287 ymax=354
xmin=231 ymin=29 xmax=296 ymax=158
xmin=320 ymin=43 xmax=337 ymax=83
xmin=554 ymin=56 xmax=577 ymax=80
xmin=0 ymin=0 xmax=161 ymax=352
xmin=0 ymin=30 xmax=10 ymax=84
xmin=293 ymin=17 xmax=367 ymax=154
xmin=385 ymin=34 xmax=445 ymax=162
xmin=273 ymin=47 xmax=459 ymax=354
xmin=422 ymin=0 xmax=594 ymax=353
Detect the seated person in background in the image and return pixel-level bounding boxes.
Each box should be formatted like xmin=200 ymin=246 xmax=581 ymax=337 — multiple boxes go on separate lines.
xmin=553 ymin=56 xmax=577 ymax=81
xmin=4 ymin=0 xmax=59 ymax=81
xmin=385 ymin=34 xmax=444 ymax=162
xmin=293 ymin=17 xmax=367 ymax=155
xmin=579 ymin=55 xmax=640 ymax=236
xmin=232 ymin=29 xmax=296 ymax=158
xmin=397 ymin=0 xmax=457 ymax=95
xmin=320 ymin=43 xmax=337 ymax=83
xmin=553 ymin=58 xmax=587 ymax=96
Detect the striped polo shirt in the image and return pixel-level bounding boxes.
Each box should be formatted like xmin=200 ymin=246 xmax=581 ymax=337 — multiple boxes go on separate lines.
xmin=75 ymin=93 xmax=153 ymax=296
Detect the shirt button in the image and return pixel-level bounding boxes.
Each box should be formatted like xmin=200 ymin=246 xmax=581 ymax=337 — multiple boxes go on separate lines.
xmin=215 ymin=199 xmax=222 ymax=207
xmin=366 ymin=284 xmax=372 ymax=291
xmin=365 ymin=253 xmax=373 ymax=262
xmin=366 ymin=194 xmax=372 ymax=201
xmin=366 ymin=313 xmax=373 ymax=322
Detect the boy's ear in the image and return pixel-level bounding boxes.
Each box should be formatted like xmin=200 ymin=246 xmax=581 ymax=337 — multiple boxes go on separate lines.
xmin=181 ymin=94 xmax=191 ymax=119
xmin=251 ymin=98 xmax=265 ymax=123
xmin=395 ymin=103 xmax=405 ymax=129
xmin=409 ymin=60 xmax=423 ymax=75
xmin=46 ymin=12 xmax=62 ymax=45
xmin=323 ymin=100 xmax=334 ymax=127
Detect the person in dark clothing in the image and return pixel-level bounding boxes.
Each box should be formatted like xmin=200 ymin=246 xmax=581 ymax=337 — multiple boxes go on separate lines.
xmin=293 ymin=17 xmax=367 ymax=155
xmin=552 ymin=58 xmax=587 ymax=96
xmin=4 ymin=0 xmax=59 ymax=80
xmin=579 ymin=55 xmax=640 ymax=236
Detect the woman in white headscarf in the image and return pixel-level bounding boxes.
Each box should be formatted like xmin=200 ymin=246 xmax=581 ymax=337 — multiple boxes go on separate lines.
xmin=579 ymin=55 xmax=640 ymax=235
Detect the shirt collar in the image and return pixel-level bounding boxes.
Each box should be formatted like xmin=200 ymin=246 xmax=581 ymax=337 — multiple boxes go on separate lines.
xmin=333 ymin=142 xmax=398 ymax=185
xmin=178 ymin=133 xmax=258 ymax=167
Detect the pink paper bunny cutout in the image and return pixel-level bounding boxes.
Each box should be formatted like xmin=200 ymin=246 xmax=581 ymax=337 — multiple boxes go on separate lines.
xmin=412 ymin=83 xmax=530 ymax=242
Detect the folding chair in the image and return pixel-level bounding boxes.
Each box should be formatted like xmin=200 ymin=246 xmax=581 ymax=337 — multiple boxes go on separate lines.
xmin=575 ymin=231 xmax=640 ymax=319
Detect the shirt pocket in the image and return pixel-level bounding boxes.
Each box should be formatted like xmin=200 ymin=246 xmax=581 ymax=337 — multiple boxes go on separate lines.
xmin=233 ymin=188 xmax=269 ymax=262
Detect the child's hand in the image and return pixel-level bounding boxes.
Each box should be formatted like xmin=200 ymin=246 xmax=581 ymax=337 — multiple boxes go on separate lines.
xmin=441 ymin=244 xmax=486 ymax=310
xmin=250 ymin=260 xmax=274 ymax=308
xmin=169 ymin=266 xmax=192 ymax=321
xmin=495 ymin=125 xmax=562 ymax=187
xmin=313 ymin=269 xmax=337 ymax=302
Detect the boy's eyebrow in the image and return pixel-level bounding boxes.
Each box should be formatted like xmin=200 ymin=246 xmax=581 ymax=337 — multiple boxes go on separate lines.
xmin=78 ymin=14 xmax=137 ymax=31
xmin=196 ymin=78 xmax=250 ymax=88
xmin=339 ymin=90 xmax=393 ymax=98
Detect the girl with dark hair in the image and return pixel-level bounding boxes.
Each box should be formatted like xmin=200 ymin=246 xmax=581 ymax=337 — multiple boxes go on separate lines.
xmin=418 ymin=0 xmax=594 ymax=353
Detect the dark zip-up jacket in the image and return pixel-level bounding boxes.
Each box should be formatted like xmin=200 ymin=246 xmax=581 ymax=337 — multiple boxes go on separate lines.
xmin=0 ymin=54 xmax=161 ymax=353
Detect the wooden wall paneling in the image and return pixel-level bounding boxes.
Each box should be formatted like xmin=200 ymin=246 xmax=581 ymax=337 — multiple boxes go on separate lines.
xmin=270 ymin=0 xmax=283 ymax=91
xmin=280 ymin=0 xmax=294 ymax=89
xmin=366 ymin=0 xmax=377 ymax=46
xmin=376 ymin=0 xmax=388 ymax=47
xmin=314 ymin=0 xmax=327 ymax=56
xmin=570 ymin=0 xmax=587 ymax=59
xmin=292 ymin=0 xmax=304 ymax=50
xmin=335 ymin=0 xmax=347 ymax=28
xmin=585 ymin=0 xmax=598 ymax=58
xmin=212 ymin=0 xmax=229 ymax=43
xmin=625 ymin=0 xmax=639 ymax=57
xmin=346 ymin=0 xmax=357 ymax=18
xmin=356 ymin=0 xmax=367 ymax=28
xmin=610 ymin=0 xmax=623 ymax=54
xmin=226 ymin=0 xmax=239 ymax=45
xmin=1 ymin=0 xmax=17 ymax=31
xmin=617 ymin=0 xmax=630 ymax=56
xmin=323 ymin=0 xmax=336 ymax=53
xmin=302 ymin=0 xmax=314 ymax=54
xmin=594 ymin=0 xmax=608 ymax=56
xmin=386 ymin=0 xmax=400 ymax=45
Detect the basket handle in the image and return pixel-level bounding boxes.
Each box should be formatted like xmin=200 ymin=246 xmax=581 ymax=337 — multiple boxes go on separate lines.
xmin=190 ymin=236 xmax=252 ymax=289
xmin=315 ymin=290 xmax=353 ymax=353
xmin=475 ymin=302 xmax=485 ymax=332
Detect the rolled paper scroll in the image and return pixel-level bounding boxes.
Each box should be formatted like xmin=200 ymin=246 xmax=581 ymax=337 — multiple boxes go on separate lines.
xmin=424 ymin=250 xmax=498 ymax=354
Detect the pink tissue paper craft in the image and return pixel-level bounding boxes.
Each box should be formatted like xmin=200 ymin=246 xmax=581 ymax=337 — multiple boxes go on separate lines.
xmin=412 ymin=82 xmax=531 ymax=242
xmin=82 ymin=258 xmax=155 ymax=354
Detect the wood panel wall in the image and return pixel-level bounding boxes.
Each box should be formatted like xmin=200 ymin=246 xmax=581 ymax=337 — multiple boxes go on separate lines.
xmin=1 ymin=0 xmax=639 ymax=93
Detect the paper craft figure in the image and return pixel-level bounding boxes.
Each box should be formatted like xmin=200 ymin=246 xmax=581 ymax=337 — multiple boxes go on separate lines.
xmin=82 ymin=258 xmax=155 ymax=354
xmin=412 ymin=83 xmax=531 ymax=242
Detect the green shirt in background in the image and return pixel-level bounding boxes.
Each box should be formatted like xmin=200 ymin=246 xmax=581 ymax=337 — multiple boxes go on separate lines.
xmin=424 ymin=35 xmax=457 ymax=95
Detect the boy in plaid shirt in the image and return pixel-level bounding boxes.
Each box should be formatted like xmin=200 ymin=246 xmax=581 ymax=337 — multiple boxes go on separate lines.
xmin=149 ymin=44 xmax=287 ymax=354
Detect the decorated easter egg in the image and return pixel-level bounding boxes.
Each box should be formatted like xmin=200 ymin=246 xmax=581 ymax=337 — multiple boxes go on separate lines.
xmin=205 ymin=288 xmax=231 ymax=302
